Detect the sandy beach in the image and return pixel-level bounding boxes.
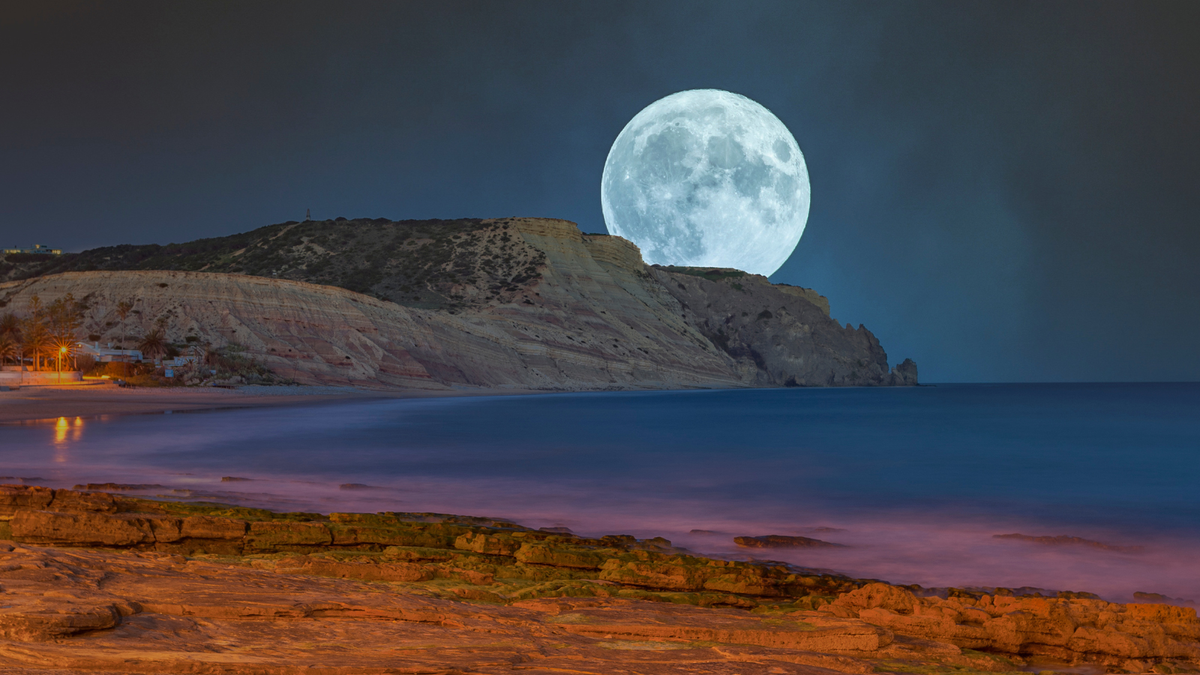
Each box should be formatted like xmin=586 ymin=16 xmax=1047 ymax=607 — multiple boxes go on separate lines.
xmin=0 ymin=383 xmax=372 ymax=423
xmin=0 ymin=382 xmax=531 ymax=424
xmin=0 ymin=379 xmax=556 ymax=420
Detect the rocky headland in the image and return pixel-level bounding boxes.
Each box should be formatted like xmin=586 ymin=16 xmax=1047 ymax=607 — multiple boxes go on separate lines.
xmin=0 ymin=217 xmax=916 ymax=390
xmin=0 ymin=484 xmax=1196 ymax=674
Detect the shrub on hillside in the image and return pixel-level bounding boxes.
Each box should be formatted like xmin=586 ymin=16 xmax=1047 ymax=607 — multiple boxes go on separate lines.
xmin=206 ymin=343 xmax=291 ymax=385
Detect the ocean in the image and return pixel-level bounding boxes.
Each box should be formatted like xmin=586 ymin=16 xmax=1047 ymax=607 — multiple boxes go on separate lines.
xmin=3 ymin=383 xmax=1197 ymax=604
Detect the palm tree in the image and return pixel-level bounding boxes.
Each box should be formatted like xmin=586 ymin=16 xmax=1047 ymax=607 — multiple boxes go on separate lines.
xmin=0 ymin=334 xmax=15 ymax=367
xmin=138 ymin=328 xmax=168 ymax=363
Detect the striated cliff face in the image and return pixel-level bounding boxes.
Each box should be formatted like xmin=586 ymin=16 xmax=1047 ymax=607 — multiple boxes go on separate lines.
xmin=0 ymin=218 xmax=915 ymax=390
xmin=655 ymin=267 xmax=917 ymax=387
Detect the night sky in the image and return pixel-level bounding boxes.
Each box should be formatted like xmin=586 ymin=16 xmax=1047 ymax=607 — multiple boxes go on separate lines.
xmin=3 ymin=1 xmax=1198 ymax=383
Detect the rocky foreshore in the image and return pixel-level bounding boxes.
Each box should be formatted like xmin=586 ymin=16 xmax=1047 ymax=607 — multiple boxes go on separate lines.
xmin=1 ymin=484 xmax=1197 ymax=674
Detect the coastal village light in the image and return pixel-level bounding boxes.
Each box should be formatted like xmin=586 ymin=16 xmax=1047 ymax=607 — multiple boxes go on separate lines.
xmin=54 ymin=416 xmax=68 ymax=445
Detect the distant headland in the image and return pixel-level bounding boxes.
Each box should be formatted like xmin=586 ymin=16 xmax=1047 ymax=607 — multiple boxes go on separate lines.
xmin=0 ymin=217 xmax=916 ymax=391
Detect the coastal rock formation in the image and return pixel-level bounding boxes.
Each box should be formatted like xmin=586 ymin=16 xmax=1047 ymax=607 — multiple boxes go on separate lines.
xmin=993 ymin=532 xmax=1145 ymax=554
xmin=824 ymin=583 xmax=1200 ymax=670
xmin=734 ymin=534 xmax=845 ymax=549
xmin=0 ymin=484 xmax=1196 ymax=674
xmin=655 ymin=266 xmax=918 ymax=387
xmin=0 ymin=543 xmax=907 ymax=674
xmin=0 ymin=218 xmax=916 ymax=390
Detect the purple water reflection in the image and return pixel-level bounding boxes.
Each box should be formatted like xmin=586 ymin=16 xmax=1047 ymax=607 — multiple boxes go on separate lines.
xmin=2 ymin=384 xmax=1197 ymax=604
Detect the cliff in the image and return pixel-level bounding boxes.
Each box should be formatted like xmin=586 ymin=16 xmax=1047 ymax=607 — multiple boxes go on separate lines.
xmin=0 ymin=218 xmax=916 ymax=390
xmin=654 ymin=266 xmax=916 ymax=387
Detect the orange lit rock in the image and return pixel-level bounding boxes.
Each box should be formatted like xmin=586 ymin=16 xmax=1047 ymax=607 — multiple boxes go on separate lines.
xmin=48 ymin=488 xmax=120 ymax=513
xmin=515 ymin=541 xmax=609 ymax=569
xmin=0 ymin=543 xmax=901 ymax=674
xmin=10 ymin=511 xmax=156 ymax=547
xmin=180 ymin=514 xmax=248 ymax=540
xmin=271 ymin=556 xmax=433 ymax=583
xmin=823 ymin=584 xmax=1200 ymax=665
xmin=0 ymin=485 xmax=1196 ymax=673
xmin=824 ymin=582 xmax=918 ymax=616
xmin=0 ymin=598 xmax=122 ymax=642
xmin=454 ymin=531 xmax=523 ymax=556
xmin=245 ymin=520 xmax=333 ymax=551
xmin=0 ymin=485 xmax=54 ymax=515
xmin=525 ymin=600 xmax=894 ymax=652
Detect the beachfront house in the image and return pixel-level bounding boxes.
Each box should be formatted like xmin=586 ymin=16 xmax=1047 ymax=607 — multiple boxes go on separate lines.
xmin=76 ymin=342 xmax=144 ymax=363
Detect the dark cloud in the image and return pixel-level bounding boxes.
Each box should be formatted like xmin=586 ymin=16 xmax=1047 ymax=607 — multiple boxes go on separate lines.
xmin=2 ymin=1 xmax=1197 ymax=381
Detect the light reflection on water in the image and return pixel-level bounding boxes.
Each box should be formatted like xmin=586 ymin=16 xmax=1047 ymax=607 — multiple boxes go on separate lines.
xmin=51 ymin=416 xmax=86 ymax=458
xmin=0 ymin=384 xmax=1197 ymax=604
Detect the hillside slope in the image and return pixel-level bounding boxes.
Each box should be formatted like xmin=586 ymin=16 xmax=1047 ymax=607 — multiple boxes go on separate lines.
xmin=0 ymin=217 xmax=545 ymax=311
xmin=0 ymin=218 xmax=915 ymax=389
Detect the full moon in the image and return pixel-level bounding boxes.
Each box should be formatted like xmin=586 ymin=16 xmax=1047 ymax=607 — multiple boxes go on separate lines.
xmin=601 ymin=89 xmax=810 ymax=277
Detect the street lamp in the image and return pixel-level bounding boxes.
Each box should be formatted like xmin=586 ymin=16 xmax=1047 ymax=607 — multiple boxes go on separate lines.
xmin=58 ymin=346 xmax=66 ymax=384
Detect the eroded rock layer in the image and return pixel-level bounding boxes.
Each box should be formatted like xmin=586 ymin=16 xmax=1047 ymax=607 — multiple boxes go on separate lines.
xmin=0 ymin=485 xmax=1196 ymax=674
xmin=0 ymin=218 xmax=916 ymax=390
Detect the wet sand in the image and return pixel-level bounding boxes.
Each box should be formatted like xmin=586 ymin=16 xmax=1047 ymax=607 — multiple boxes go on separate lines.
xmin=0 ymin=382 xmax=538 ymax=423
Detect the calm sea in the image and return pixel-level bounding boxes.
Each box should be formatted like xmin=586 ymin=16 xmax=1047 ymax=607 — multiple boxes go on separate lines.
xmin=3 ymin=383 xmax=1198 ymax=603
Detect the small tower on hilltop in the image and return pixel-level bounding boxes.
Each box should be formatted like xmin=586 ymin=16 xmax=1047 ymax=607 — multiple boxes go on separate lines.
xmin=305 ymin=208 xmax=311 ymax=221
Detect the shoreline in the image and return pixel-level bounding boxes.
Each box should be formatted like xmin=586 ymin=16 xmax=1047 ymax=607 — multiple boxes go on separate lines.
xmin=0 ymin=381 xmax=954 ymax=425
xmin=0 ymin=381 xmax=552 ymax=424
xmin=6 ymin=383 xmax=1199 ymax=605
xmin=9 ymin=474 xmax=1198 ymax=610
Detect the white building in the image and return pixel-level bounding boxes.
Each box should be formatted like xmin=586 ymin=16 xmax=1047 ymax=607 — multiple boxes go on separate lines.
xmin=76 ymin=342 xmax=143 ymax=363
xmin=3 ymin=244 xmax=62 ymax=256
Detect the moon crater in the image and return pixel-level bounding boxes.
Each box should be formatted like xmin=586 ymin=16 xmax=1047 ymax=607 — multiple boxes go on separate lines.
xmin=601 ymin=89 xmax=810 ymax=276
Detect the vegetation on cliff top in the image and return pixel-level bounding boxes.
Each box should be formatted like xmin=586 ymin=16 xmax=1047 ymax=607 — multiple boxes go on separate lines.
xmin=658 ymin=265 xmax=748 ymax=281
xmin=0 ymin=217 xmax=547 ymax=311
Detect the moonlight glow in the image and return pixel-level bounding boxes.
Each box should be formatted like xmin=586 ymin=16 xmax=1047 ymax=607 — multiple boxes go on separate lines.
xmin=601 ymin=89 xmax=810 ymax=277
